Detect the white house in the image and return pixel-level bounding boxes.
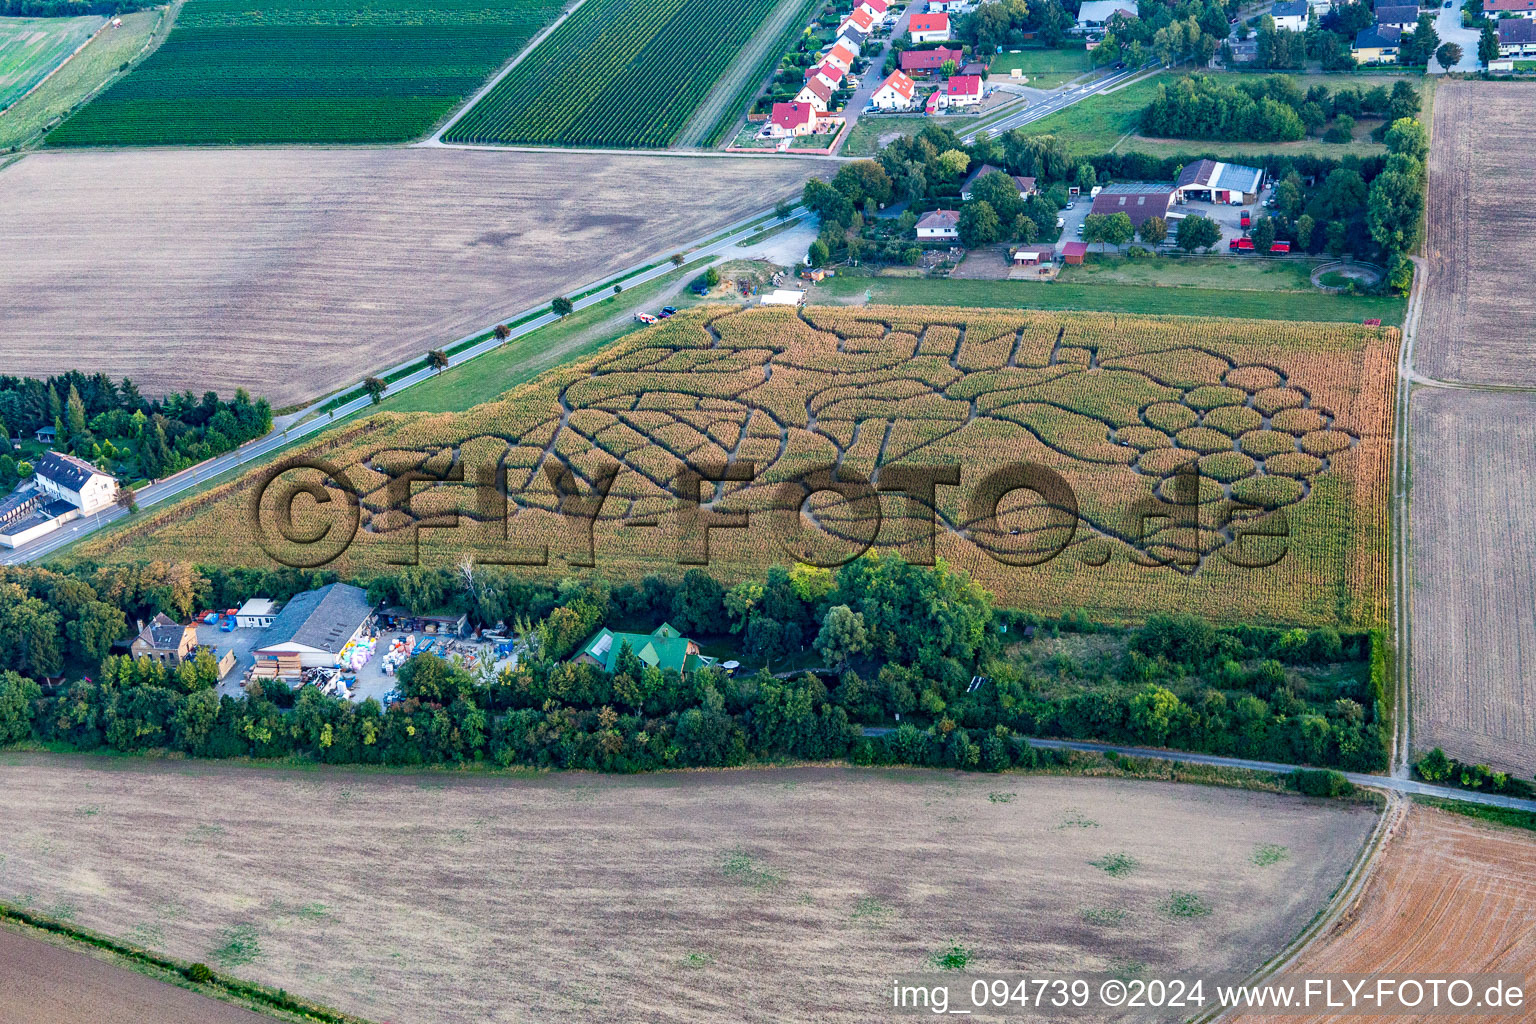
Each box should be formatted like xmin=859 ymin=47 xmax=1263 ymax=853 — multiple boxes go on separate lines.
xmin=252 ymin=583 xmax=374 ymax=677
xmin=1484 ymin=0 xmax=1536 ymax=18
xmin=766 ymin=101 xmax=818 ymax=137
xmin=34 ymin=451 xmax=116 ymax=514
xmin=909 ymin=12 xmax=951 ymax=41
xmin=806 ymin=61 xmax=844 ymax=90
xmin=235 ymin=597 xmax=279 ymax=629
xmin=1497 ymin=16 xmax=1536 ymax=52
xmin=824 ymin=41 xmax=858 ymax=72
xmin=841 ymin=6 xmax=876 ymax=35
xmin=916 ymin=209 xmax=961 ymax=240
xmin=796 ymin=76 xmax=834 ymax=111
xmin=1372 ymin=4 xmax=1419 ymax=29
xmin=871 ymin=70 xmax=916 ymax=109
xmin=1076 ymin=0 xmax=1137 ymax=29
xmin=1269 ymin=0 xmax=1309 ymax=30
xmin=943 ymin=73 xmax=983 ymax=107
xmin=859 ymin=0 xmax=890 ymax=21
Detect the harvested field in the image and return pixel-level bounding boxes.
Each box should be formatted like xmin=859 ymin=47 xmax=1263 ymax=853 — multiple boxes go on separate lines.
xmin=86 ymin=305 xmax=1399 ymax=626
xmin=0 ymin=926 xmax=271 ymax=1024
xmin=1410 ymin=389 xmax=1536 ymax=775
xmin=1416 ymin=82 xmax=1536 ymax=388
xmin=0 ymin=755 xmax=1375 ymax=1024
xmin=0 ymin=148 xmax=829 ymax=407
xmin=1232 ymin=804 xmax=1536 ymax=1024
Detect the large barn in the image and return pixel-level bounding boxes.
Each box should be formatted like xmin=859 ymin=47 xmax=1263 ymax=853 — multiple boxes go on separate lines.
xmin=1089 ymin=184 xmax=1182 ymax=228
xmin=251 ymin=583 xmax=375 ymax=679
xmin=1173 ymin=159 xmax=1265 ymax=205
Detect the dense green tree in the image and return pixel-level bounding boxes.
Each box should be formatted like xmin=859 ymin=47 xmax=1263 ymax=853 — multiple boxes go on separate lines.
xmin=1174 ymin=214 xmax=1221 ymax=252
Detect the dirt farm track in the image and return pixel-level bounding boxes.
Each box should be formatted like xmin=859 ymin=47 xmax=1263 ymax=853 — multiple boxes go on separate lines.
xmin=0 ymin=149 xmax=831 ymax=407
xmin=0 ymin=756 xmax=1375 ymax=1024
xmin=1415 ymin=82 xmax=1536 ymax=387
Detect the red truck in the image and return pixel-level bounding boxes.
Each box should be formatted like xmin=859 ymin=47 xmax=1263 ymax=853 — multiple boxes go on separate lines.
xmin=1270 ymin=240 xmax=1291 ymax=253
xmin=1240 ymin=210 xmax=1251 ymax=229
xmin=1229 ymin=237 xmax=1254 ymax=251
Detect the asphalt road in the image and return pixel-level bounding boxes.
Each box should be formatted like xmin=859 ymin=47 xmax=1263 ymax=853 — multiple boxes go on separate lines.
xmin=0 ymin=205 xmax=801 ymax=567
xmin=859 ymin=729 xmax=1536 ymax=812
xmin=961 ymin=60 xmax=1159 ymax=143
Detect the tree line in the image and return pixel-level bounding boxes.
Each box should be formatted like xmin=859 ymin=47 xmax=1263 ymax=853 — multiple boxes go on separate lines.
xmin=1142 ymin=74 xmax=1421 ymax=144
xmin=0 ymin=0 xmax=149 ymax=14
xmin=0 ymin=554 xmax=1398 ymax=774
xmin=0 ymin=372 xmax=272 ymax=489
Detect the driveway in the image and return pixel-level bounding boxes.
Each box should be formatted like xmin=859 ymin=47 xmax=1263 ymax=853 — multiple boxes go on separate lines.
xmin=1431 ymin=2 xmax=1481 ymax=71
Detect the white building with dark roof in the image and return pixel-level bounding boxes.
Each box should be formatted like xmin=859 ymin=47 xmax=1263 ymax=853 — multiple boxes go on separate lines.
xmin=1270 ymin=0 xmax=1309 ymax=30
xmin=1173 ymin=159 xmax=1265 ymax=204
xmin=252 ymin=583 xmax=375 ymax=678
xmin=34 ymin=451 xmax=116 ymax=514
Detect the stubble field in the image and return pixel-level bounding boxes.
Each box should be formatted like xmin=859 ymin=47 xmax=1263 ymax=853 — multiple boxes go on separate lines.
xmin=1410 ymin=389 xmax=1536 ymax=775
xmin=0 ymin=756 xmax=1375 ymax=1024
xmin=1415 ymin=82 xmax=1536 ymax=388
xmin=1232 ymin=804 xmax=1536 ymax=1024
xmin=0 ymin=148 xmax=828 ymax=407
xmin=85 ymin=304 xmax=1398 ymax=626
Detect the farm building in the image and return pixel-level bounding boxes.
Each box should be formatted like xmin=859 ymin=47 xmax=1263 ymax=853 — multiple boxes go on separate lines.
xmin=825 ymin=42 xmax=858 ymax=72
xmin=572 ymin=623 xmax=716 ymax=676
xmin=377 ymin=607 xmax=470 ymax=636
xmin=235 ymin=598 xmax=279 ymax=629
xmin=871 ymin=71 xmax=916 ymax=109
xmin=796 ymin=77 xmax=834 ymax=111
xmin=1076 ymin=0 xmax=1136 ymax=28
xmin=900 ymin=46 xmax=964 ymax=73
xmin=1373 ymin=4 xmax=1419 ymax=30
xmin=1269 ymin=0 xmax=1309 ymax=30
xmin=1497 ymin=17 xmax=1536 ymax=53
xmin=34 ymin=451 xmax=116 ymax=514
xmin=1012 ymin=249 xmax=1048 ymax=266
xmin=1484 ymin=0 xmax=1536 ymax=16
xmin=131 ymin=614 xmax=198 ymax=664
xmin=251 ymin=582 xmax=375 ymax=679
xmin=916 ymin=209 xmax=961 ymax=240
xmin=766 ymin=101 xmax=818 ymax=137
xmin=1174 ymin=159 xmax=1264 ymax=204
xmin=943 ymin=74 xmax=983 ymax=107
xmin=1061 ymin=241 xmax=1089 ymax=264
xmin=910 ymin=12 xmax=951 ymax=41
xmin=1090 ymin=184 xmax=1181 ymax=228
xmin=960 ymin=163 xmax=1037 ymax=200
xmin=1352 ymin=24 xmax=1401 ymax=61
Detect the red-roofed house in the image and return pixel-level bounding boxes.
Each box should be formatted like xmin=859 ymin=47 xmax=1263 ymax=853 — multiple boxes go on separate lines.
xmin=860 ymin=0 xmax=890 ymax=17
xmin=806 ymin=61 xmax=845 ymax=89
xmin=796 ymin=76 xmax=834 ymax=111
xmin=900 ymin=46 xmax=965 ymax=73
xmin=841 ymin=7 xmax=875 ymax=33
xmin=1485 ymin=0 xmax=1536 ymax=16
xmin=944 ymin=73 xmax=983 ymax=107
xmin=871 ymin=70 xmax=916 ymax=109
xmin=825 ymin=42 xmax=858 ymax=72
xmin=916 ymin=209 xmax=961 ymax=240
xmin=910 ymin=12 xmax=951 ymax=41
xmin=767 ymin=101 xmax=817 ymax=137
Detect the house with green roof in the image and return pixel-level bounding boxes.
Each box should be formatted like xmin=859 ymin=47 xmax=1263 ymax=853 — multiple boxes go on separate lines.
xmin=572 ymin=622 xmax=716 ymax=676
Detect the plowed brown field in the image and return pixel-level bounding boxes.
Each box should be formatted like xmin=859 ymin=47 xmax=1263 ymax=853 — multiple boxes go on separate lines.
xmin=1416 ymin=82 xmax=1536 ymax=387
xmin=0 ymin=148 xmax=828 ymax=407
xmin=0 ymin=755 xmax=1375 ymax=1024
xmin=1233 ymin=804 xmax=1536 ymax=1023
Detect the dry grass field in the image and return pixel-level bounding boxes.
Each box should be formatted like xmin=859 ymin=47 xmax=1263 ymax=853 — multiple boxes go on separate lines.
xmin=83 ymin=304 xmax=1399 ymax=626
xmin=0 ymin=756 xmax=1375 ymax=1024
xmin=0 ymin=926 xmax=272 ymax=1024
xmin=1410 ymin=390 xmax=1536 ymax=775
xmin=1232 ymin=804 xmax=1536 ymax=1024
xmin=0 ymin=148 xmax=829 ymax=408
xmin=1416 ymin=82 xmax=1536 ymax=388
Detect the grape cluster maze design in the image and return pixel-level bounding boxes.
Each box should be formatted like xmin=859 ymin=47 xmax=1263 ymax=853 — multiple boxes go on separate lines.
xmin=94 ymin=306 xmax=1397 ymax=625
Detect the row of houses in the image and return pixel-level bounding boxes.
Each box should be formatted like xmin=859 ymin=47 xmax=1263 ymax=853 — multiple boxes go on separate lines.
xmin=1350 ymin=3 xmax=1425 ymax=63
xmin=768 ymin=0 xmax=892 ymax=136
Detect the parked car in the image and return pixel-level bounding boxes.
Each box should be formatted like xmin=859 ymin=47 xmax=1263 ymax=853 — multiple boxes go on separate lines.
xmin=1113 ymin=61 xmax=1126 ymax=69
xmin=656 ymin=309 xmax=673 ymax=318
xmin=634 ymin=312 xmax=657 ymax=324
xmin=1240 ymin=210 xmax=1251 ymax=228
xmin=661 ymin=306 xmax=677 ymax=315
xmin=1065 ymin=201 xmax=1075 ymax=210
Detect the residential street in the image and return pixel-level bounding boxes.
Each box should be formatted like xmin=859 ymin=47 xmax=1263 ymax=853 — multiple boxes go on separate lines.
xmin=1431 ymin=2 xmax=1481 ymax=71
xmin=831 ymin=0 xmax=916 ymax=152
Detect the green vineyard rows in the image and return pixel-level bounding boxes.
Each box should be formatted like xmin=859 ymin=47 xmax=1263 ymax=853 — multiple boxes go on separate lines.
xmin=46 ymin=0 xmax=563 ymax=146
xmin=444 ymin=0 xmax=784 ymax=148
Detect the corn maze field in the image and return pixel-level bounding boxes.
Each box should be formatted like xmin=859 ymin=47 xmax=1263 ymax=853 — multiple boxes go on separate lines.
xmin=86 ymin=307 xmax=1398 ymax=625
xmin=46 ymin=0 xmax=564 ymax=145
xmin=443 ymin=0 xmax=786 ymax=147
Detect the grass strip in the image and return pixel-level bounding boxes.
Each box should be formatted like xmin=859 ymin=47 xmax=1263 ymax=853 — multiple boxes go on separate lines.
xmin=1414 ymin=795 xmax=1536 ymax=833
xmin=0 ymin=900 xmax=374 ymax=1024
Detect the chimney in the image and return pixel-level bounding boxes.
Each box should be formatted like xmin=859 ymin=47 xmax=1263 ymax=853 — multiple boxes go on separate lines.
xmin=136 ymin=618 xmax=144 ymax=635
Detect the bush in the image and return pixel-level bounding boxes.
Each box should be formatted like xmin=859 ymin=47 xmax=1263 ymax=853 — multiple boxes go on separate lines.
xmin=185 ymin=962 xmax=214 ymax=983
xmin=1289 ymin=767 xmax=1353 ymax=798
